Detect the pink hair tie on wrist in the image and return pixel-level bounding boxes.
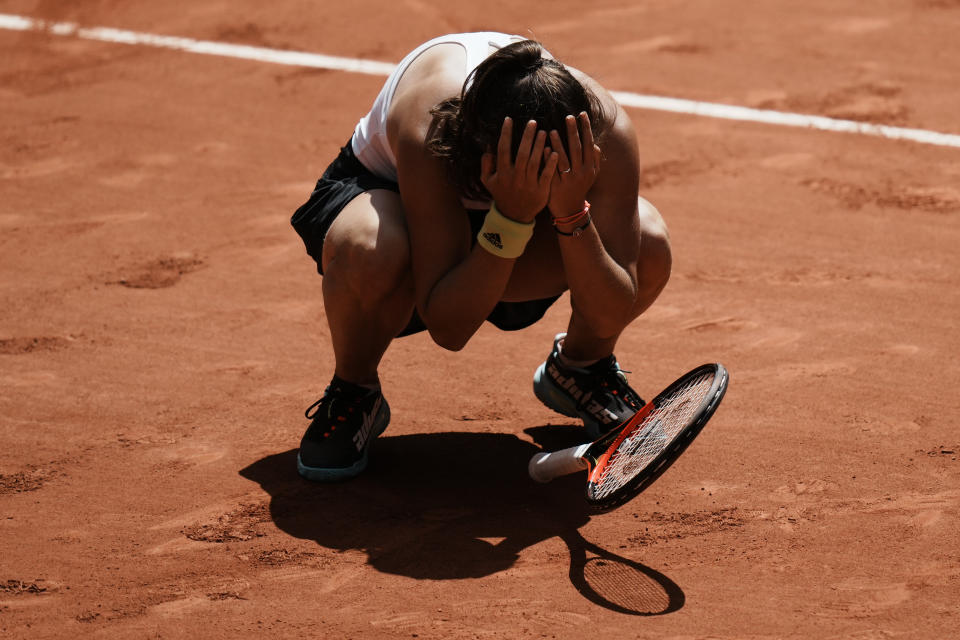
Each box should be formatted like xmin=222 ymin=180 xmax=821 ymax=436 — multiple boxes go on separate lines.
xmin=553 ymin=201 xmax=592 ymax=236
xmin=552 ymin=201 xmax=591 ymax=225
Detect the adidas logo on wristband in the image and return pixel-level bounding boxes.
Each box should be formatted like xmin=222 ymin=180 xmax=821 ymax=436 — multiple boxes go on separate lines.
xmin=476 ymin=204 xmax=533 ymax=258
xmin=481 ymin=232 xmax=503 ymax=249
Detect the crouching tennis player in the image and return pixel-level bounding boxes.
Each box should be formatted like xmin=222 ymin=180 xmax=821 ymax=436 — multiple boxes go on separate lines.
xmin=291 ymin=33 xmax=671 ymax=481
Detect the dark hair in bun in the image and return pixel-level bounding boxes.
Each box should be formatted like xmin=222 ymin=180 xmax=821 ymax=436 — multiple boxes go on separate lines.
xmin=428 ymin=39 xmax=609 ymax=201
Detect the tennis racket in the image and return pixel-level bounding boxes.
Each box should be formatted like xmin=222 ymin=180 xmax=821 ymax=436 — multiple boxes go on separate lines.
xmin=528 ymin=363 xmax=728 ymax=512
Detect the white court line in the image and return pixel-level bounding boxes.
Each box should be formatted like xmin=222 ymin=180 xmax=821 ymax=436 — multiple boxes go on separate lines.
xmin=0 ymin=13 xmax=396 ymax=76
xmin=3 ymin=12 xmax=960 ymax=150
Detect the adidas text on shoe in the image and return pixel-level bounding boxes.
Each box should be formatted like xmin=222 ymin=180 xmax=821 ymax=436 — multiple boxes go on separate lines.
xmin=533 ymin=333 xmax=645 ymax=439
xmin=297 ymin=376 xmax=390 ymax=481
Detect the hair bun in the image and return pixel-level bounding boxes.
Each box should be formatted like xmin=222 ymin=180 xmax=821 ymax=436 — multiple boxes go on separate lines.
xmin=501 ymin=40 xmax=544 ymax=72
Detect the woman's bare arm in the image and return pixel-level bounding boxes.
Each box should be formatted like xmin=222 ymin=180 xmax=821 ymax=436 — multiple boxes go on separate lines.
xmin=391 ymin=50 xmax=555 ymax=350
xmin=547 ymin=93 xmax=649 ymax=338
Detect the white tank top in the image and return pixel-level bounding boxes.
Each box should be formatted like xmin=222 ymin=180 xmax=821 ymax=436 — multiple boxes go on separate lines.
xmin=352 ymin=32 xmax=524 ymax=186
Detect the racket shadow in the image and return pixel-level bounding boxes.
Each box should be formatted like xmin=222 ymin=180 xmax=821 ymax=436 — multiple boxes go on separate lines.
xmin=240 ymin=427 xmax=683 ymax=615
xmin=562 ymin=530 xmax=684 ymax=616
xmin=527 ymin=425 xmax=684 ymax=616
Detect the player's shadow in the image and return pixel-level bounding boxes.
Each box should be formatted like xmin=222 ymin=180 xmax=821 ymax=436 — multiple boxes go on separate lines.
xmin=240 ymin=425 xmax=683 ymax=615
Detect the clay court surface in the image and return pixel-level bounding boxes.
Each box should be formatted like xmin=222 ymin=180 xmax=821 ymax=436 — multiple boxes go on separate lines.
xmin=2 ymin=1 xmax=959 ymax=637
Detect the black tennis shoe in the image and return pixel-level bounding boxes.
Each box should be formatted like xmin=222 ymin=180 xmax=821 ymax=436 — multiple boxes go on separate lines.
xmin=533 ymin=333 xmax=645 ymax=439
xmin=297 ymin=376 xmax=390 ymax=481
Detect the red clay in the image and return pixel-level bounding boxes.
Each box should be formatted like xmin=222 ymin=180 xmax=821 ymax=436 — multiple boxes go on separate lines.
xmin=2 ymin=1 xmax=959 ymax=637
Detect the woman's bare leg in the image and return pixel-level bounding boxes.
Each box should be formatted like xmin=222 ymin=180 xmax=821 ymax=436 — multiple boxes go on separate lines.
xmin=533 ymin=198 xmax=672 ymax=436
xmin=320 ymin=189 xmax=415 ymax=385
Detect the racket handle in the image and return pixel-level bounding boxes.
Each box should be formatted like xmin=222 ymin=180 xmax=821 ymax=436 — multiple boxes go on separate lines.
xmin=528 ymin=444 xmax=591 ymax=483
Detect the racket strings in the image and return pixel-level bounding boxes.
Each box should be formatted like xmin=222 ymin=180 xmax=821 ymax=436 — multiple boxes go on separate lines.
xmin=592 ymin=372 xmax=715 ymax=499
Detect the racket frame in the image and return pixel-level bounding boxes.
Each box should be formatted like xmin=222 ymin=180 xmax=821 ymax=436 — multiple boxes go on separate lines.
xmin=581 ymin=363 xmax=729 ymax=512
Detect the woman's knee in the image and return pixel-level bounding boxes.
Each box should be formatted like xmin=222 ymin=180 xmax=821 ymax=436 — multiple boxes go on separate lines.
xmin=323 ymin=191 xmax=411 ymax=300
xmin=632 ymin=197 xmax=672 ymax=316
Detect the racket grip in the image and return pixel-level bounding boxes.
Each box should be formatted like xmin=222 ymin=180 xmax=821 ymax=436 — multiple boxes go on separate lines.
xmin=528 ymin=444 xmax=591 ymax=483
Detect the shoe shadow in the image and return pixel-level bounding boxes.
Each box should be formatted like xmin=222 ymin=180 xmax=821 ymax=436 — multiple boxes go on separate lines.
xmin=239 ymin=425 xmax=684 ymax=615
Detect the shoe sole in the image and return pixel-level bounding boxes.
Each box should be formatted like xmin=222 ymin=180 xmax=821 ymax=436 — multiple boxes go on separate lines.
xmin=296 ymin=401 xmax=391 ymax=482
xmin=533 ymin=362 xmax=604 ymax=439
